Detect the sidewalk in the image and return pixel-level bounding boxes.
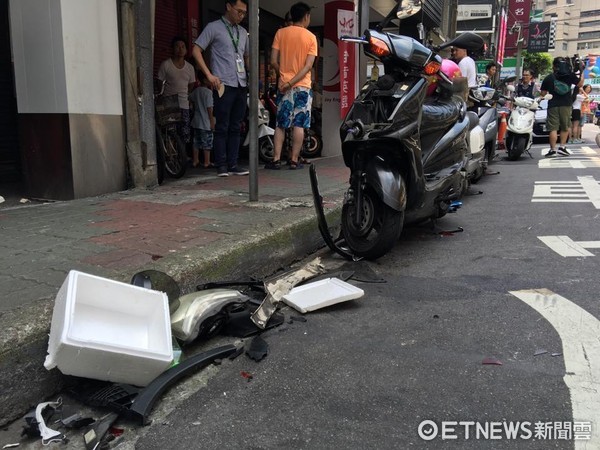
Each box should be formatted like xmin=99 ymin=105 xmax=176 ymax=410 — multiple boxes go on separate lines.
xmin=0 ymin=155 xmax=348 ymax=426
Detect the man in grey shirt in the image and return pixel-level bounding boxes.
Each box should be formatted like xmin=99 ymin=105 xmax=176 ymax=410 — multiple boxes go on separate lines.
xmin=192 ymin=0 xmax=249 ymax=177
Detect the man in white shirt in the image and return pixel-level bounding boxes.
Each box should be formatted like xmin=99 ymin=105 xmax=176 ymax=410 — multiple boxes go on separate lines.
xmin=452 ymin=46 xmax=478 ymax=88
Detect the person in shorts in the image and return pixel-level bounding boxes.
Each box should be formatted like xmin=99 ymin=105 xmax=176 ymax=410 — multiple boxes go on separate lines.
xmin=540 ymin=57 xmax=583 ymax=157
xmin=265 ymin=2 xmax=318 ymax=170
xmin=189 ymin=74 xmax=215 ymax=168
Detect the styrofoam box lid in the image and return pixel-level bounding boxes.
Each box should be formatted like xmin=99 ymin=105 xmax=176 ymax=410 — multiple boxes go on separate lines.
xmin=46 ymin=270 xmax=173 ymax=366
xmin=282 ymin=278 xmax=364 ymax=313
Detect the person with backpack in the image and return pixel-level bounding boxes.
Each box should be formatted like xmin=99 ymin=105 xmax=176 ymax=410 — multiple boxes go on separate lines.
xmin=540 ymin=57 xmax=584 ymax=158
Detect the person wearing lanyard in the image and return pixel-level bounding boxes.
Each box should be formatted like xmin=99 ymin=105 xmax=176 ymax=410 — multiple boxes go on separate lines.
xmin=192 ymin=0 xmax=249 ymax=177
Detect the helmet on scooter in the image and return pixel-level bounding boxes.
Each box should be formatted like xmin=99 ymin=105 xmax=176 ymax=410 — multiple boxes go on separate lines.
xmin=426 ymin=59 xmax=462 ymax=96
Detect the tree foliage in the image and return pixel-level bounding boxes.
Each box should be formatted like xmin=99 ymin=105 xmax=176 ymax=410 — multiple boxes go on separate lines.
xmin=522 ymin=51 xmax=553 ymax=78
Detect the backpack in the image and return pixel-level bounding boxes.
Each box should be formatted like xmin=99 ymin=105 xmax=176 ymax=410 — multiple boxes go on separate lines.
xmin=553 ymin=79 xmax=571 ymax=96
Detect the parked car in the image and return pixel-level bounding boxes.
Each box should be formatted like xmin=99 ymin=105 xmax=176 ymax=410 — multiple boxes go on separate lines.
xmin=532 ymin=98 xmax=549 ymax=142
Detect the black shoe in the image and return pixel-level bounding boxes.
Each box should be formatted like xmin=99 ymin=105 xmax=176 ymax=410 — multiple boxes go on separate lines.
xmin=228 ymin=166 xmax=249 ymax=176
xmin=264 ymin=160 xmax=281 ymax=170
xmin=544 ymin=149 xmax=557 ymax=158
xmin=217 ymin=167 xmax=229 ymax=177
xmin=557 ymin=146 xmax=571 ymax=157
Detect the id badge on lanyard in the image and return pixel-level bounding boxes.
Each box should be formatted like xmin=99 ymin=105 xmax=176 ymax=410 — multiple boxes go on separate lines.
xmin=236 ymin=54 xmax=245 ymax=74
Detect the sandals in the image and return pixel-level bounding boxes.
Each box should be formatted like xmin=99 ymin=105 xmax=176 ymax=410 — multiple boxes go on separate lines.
xmin=289 ymin=161 xmax=304 ymax=170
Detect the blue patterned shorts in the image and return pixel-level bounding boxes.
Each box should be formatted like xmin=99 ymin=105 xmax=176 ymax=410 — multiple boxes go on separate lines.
xmin=276 ymin=87 xmax=313 ymax=129
xmin=193 ymin=129 xmax=213 ymax=149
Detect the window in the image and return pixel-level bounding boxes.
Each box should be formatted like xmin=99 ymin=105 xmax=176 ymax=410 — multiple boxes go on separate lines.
xmin=581 ymin=9 xmax=600 ymax=18
xmin=581 ymin=20 xmax=600 ymax=27
xmin=562 ymin=42 xmax=568 ymax=51
xmin=579 ymin=30 xmax=600 ymax=39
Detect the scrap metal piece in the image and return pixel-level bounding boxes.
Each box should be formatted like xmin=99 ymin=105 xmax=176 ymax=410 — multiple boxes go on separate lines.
xmin=128 ymin=344 xmax=238 ymax=425
xmin=534 ymin=349 xmax=548 ymax=356
xmin=250 ymin=257 xmax=325 ymax=329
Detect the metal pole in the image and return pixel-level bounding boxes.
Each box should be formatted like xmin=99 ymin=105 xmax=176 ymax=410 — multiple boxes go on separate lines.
xmin=248 ymin=0 xmax=259 ymax=202
xmin=515 ymin=24 xmax=523 ymax=80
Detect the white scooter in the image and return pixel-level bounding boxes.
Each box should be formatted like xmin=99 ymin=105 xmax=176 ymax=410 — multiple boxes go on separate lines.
xmin=241 ymin=97 xmax=275 ymax=162
xmin=505 ymin=87 xmax=544 ymax=161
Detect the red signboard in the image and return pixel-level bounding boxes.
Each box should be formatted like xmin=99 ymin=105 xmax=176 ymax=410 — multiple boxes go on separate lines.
xmin=337 ymin=9 xmax=356 ymax=119
xmin=497 ymin=8 xmax=507 ymax=66
xmin=504 ymin=0 xmax=532 ymax=56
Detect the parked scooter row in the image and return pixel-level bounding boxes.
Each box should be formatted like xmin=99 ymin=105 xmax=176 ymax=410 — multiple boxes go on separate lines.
xmin=310 ymin=0 xmax=485 ymax=260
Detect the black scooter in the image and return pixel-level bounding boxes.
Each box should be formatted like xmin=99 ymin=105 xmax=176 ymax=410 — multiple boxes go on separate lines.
xmin=310 ymin=1 xmax=483 ymax=260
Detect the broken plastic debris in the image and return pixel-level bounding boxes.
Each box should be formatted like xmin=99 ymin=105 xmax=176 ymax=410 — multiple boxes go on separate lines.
xmin=35 ymin=399 xmax=66 ymax=445
xmin=534 ymin=349 xmax=548 ymax=356
xmin=246 ymin=336 xmax=269 ymax=362
xmin=282 ymin=278 xmax=364 ymax=313
xmin=0 ymin=196 xmax=5 ymax=204
xmin=290 ymin=315 xmax=307 ymax=323
xmin=3 ymin=444 xmax=19 ymax=449
xmin=19 ymin=198 xmax=30 ymax=204
xmin=551 ymin=352 xmax=562 ymax=357
xmin=482 ymin=357 xmax=503 ymax=365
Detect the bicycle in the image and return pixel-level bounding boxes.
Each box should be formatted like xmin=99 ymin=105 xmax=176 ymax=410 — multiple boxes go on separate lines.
xmin=154 ymin=79 xmax=187 ymax=182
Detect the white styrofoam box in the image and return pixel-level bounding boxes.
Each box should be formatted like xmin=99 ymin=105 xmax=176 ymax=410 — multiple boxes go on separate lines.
xmin=282 ymin=278 xmax=364 ymax=313
xmin=45 ymin=270 xmax=173 ymax=386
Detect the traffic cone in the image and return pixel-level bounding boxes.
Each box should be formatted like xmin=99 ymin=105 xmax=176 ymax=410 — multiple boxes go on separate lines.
xmin=497 ymin=112 xmax=507 ymax=150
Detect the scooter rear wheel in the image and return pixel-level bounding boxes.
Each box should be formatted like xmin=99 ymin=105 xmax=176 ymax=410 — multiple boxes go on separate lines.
xmin=341 ymin=188 xmax=404 ymax=260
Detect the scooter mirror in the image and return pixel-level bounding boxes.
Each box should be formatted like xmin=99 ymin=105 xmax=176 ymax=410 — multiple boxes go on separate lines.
xmin=396 ymin=0 xmax=421 ymax=19
xmin=131 ymin=270 xmax=181 ymax=315
xmin=439 ymin=32 xmax=484 ymax=52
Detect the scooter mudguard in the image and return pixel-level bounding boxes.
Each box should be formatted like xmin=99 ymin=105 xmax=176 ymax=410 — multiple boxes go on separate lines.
xmin=258 ymin=124 xmax=275 ymax=139
xmin=309 ymin=165 xmax=356 ymax=260
xmin=364 ymin=157 xmax=407 ymax=212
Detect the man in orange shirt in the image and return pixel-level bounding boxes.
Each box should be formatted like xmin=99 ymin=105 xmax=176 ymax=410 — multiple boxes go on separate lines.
xmin=265 ymin=2 xmax=318 ymax=170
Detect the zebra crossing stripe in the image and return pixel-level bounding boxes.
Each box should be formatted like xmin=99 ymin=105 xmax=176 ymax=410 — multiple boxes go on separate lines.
xmin=532 ymin=176 xmax=600 ymax=208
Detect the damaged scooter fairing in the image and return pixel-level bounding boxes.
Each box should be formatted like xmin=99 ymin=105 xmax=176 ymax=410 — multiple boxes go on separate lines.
xmin=170 ymin=289 xmax=250 ymax=344
xmin=250 ymin=257 xmax=325 ymax=329
xmin=309 ymin=164 xmax=358 ymax=261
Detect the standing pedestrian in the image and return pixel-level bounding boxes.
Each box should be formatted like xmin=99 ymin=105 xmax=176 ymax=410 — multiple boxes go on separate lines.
xmin=516 ymin=69 xmax=538 ymax=99
xmin=157 ymin=37 xmax=197 ymax=145
xmin=540 ymin=57 xmax=584 ymax=158
xmin=189 ymin=74 xmax=215 ymax=168
xmin=265 ymin=2 xmax=318 ymax=170
xmin=580 ymin=84 xmax=592 ymax=126
xmin=569 ymin=87 xmax=585 ymax=144
xmin=192 ymin=0 xmax=250 ymax=177
xmin=484 ymin=63 xmax=497 ymax=88
xmin=452 ymin=46 xmax=477 ymax=88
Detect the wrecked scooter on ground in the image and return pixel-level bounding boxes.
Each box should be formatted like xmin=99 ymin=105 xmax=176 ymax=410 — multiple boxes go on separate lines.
xmin=310 ymin=0 xmax=483 ymax=260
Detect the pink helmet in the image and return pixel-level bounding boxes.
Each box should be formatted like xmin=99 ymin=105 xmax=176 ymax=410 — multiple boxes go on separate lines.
xmin=427 ymin=59 xmax=462 ymax=96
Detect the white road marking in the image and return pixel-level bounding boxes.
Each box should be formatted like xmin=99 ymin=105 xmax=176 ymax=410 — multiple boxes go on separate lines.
xmin=532 ymin=176 xmax=600 ymax=208
xmin=510 ymin=289 xmax=600 ymax=448
xmin=539 ymin=147 xmax=598 ymax=158
xmin=538 ymin=236 xmax=596 ymax=257
xmin=539 ymin=158 xmax=600 ymax=169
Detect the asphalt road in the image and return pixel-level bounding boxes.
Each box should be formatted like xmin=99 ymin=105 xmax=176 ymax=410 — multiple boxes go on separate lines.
xmin=131 ymin=141 xmax=599 ymax=449
xmin=3 ymin=138 xmax=599 ymax=449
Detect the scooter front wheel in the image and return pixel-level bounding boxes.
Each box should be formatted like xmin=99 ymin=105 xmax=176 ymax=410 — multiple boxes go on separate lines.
xmin=507 ymin=135 xmax=527 ymax=161
xmin=341 ymin=188 xmax=404 ymax=260
xmin=258 ymin=136 xmax=275 ymax=162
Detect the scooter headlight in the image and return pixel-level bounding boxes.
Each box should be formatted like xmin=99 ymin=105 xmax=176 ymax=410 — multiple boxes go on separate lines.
xmin=261 ymin=109 xmax=270 ymax=122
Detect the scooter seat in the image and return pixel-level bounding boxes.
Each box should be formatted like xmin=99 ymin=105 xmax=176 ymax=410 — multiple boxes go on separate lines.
xmin=421 ymin=99 xmax=462 ymax=133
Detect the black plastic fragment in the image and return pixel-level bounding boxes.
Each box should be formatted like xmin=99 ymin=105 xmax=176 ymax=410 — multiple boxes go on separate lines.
xmin=338 ymin=261 xmax=386 ymax=283
xmin=61 ymin=413 xmax=95 ymax=429
xmin=223 ymin=307 xmax=284 ymax=338
xmin=127 ymin=344 xmax=238 ymax=425
xmin=228 ymin=345 xmax=245 ymax=360
xmin=290 ymin=315 xmax=307 ymax=323
xmin=83 ymin=412 xmax=118 ymax=450
xmin=246 ymin=336 xmax=269 ymax=362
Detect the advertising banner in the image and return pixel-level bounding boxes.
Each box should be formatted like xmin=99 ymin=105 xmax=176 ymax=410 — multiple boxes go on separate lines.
xmin=337 ymin=9 xmax=357 ymax=119
xmin=527 ymin=22 xmax=550 ymax=53
xmin=496 ymin=8 xmax=507 ymax=66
